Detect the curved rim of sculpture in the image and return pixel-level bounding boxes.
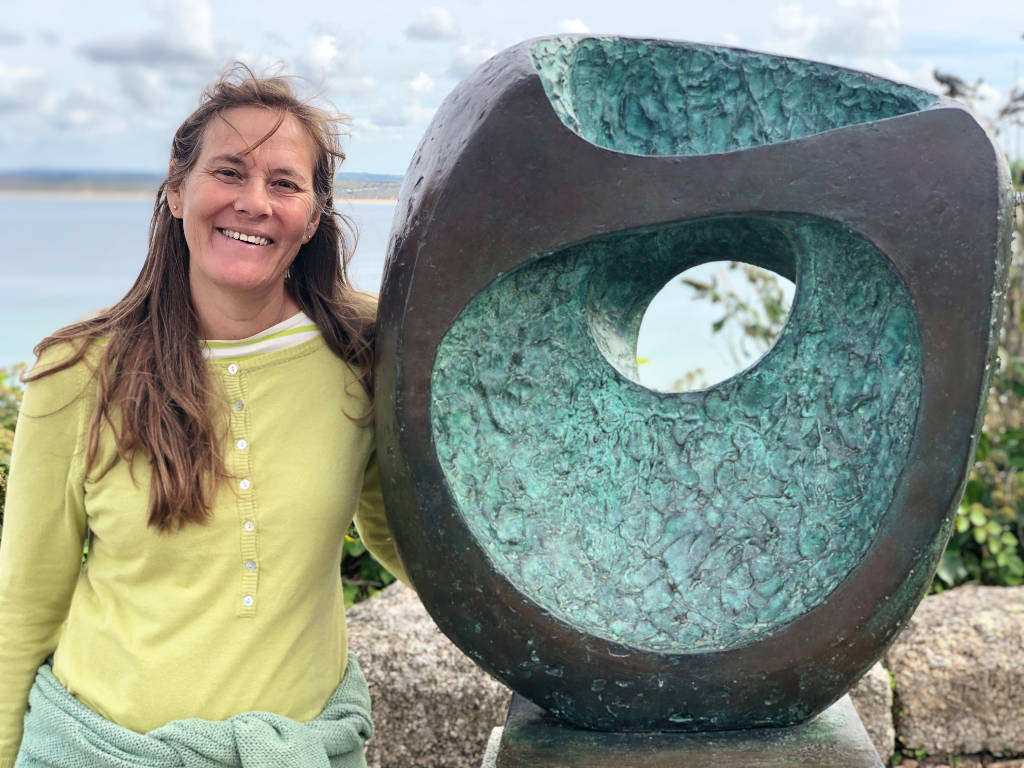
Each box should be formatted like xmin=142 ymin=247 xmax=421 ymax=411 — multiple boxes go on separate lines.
xmin=376 ymin=35 xmax=1015 ymax=731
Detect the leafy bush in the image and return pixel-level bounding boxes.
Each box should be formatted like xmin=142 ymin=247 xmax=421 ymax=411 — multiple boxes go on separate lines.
xmin=342 ymin=525 xmax=397 ymax=606
xmin=681 ymin=263 xmax=791 ymax=364
xmin=935 ymin=164 xmax=1024 ymax=589
xmin=0 ymin=364 xmax=25 ymax=538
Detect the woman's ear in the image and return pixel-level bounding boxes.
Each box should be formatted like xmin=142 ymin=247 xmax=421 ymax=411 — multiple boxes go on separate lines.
xmin=166 ymin=165 xmax=184 ymax=219
xmin=304 ymin=209 xmax=321 ymax=242
xmin=167 ymin=187 xmax=183 ymax=219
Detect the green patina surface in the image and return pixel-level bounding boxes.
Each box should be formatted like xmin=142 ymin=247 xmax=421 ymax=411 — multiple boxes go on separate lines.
xmin=531 ymin=37 xmax=936 ymax=156
xmin=430 ymin=213 xmax=923 ymax=652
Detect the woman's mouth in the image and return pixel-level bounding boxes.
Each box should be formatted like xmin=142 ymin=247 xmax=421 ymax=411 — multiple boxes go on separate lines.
xmin=218 ymin=228 xmax=272 ymax=246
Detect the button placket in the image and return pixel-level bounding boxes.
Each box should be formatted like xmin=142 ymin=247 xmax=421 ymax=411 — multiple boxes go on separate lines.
xmin=224 ymin=364 xmax=259 ymax=618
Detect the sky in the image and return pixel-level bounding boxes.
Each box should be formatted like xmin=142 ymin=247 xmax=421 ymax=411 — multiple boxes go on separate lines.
xmin=1 ymin=0 xmax=1022 ymax=175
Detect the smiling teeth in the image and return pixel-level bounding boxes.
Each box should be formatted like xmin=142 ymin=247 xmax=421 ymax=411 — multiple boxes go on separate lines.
xmin=220 ymin=228 xmax=270 ymax=246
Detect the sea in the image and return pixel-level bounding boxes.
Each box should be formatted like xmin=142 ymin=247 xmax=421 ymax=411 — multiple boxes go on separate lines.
xmin=0 ymin=196 xmax=776 ymax=392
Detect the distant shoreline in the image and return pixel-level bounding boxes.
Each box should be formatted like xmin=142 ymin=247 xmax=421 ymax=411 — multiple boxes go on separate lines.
xmin=0 ymin=172 xmax=403 ymax=204
xmin=0 ymin=189 xmax=399 ymax=204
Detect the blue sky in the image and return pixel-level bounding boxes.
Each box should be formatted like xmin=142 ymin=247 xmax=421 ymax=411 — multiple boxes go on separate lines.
xmin=1 ymin=0 xmax=1022 ymax=175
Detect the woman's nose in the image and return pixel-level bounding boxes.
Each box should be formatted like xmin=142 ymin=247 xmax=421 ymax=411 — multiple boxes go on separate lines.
xmin=234 ymin=181 xmax=272 ymax=217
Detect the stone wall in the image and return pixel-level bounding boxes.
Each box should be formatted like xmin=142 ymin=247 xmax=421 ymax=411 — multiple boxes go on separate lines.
xmin=885 ymin=585 xmax=1024 ymax=760
xmin=346 ymin=583 xmax=509 ymax=767
xmin=348 ymin=583 xmax=1024 ymax=766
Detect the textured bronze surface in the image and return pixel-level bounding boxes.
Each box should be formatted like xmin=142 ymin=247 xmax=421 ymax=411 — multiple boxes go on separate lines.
xmin=376 ymin=36 xmax=1014 ymax=731
xmin=433 ymin=214 xmax=922 ymax=655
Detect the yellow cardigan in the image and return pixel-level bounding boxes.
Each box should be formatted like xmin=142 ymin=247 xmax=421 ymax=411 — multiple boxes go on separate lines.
xmin=0 ymin=333 xmax=406 ymax=766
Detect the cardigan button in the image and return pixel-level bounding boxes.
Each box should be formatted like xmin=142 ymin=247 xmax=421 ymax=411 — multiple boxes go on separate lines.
xmin=243 ymin=520 xmax=255 ymax=532
xmin=242 ymin=595 xmax=255 ymax=607
xmin=245 ymin=560 xmax=257 ymax=571
xmin=239 ymin=478 xmax=251 ymax=491
xmin=227 ymin=363 xmax=239 ymax=375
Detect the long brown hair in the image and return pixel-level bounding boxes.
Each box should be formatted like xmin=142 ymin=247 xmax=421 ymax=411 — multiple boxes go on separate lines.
xmin=27 ymin=64 xmax=375 ymax=531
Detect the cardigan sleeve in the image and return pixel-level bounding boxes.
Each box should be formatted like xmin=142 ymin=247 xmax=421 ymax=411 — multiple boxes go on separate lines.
xmin=0 ymin=351 xmax=90 ymax=766
xmin=354 ymin=452 xmax=412 ymax=588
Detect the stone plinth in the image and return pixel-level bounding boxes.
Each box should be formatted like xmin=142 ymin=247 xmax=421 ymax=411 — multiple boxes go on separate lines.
xmin=481 ymin=694 xmax=883 ymax=767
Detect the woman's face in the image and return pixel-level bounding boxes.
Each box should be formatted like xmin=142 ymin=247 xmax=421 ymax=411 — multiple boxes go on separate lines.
xmin=167 ymin=106 xmax=320 ymax=307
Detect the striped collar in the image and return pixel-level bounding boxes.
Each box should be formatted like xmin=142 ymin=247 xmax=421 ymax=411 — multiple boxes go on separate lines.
xmin=202 ymin=312 xmax=321 ymax=360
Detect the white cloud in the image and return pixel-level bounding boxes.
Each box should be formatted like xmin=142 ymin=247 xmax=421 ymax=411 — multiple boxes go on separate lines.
xmin=368 ymin=77 xmax=439 ymax=130
xmin=229 ymin=52 xmax=287 ymax=78
xmin=118 ymin=66 xmax=172 ymax=111
xmin=369 ymin=98 xmax=437 ymax=129
xmin=409 ymin=72 xmax=435 ymax=95
xmin=296 ymin=33 xmax=378 ymax=96
xmin=814 ymin=0 xmax=899 ymax=57
xmin=766 ymin=0 xmax=900 ymax=60
xmin=450 ymin=40 xmax=499 ymax=78
xmin=79 ymin=0 xmax=215 ymax=65
xmin=966 ymin=81 xmax=1013 ymax=131
xmin=405 ymin=7 xmax=461 ymax=41
xmin=306 ymin=34 xmax=343 ymax=74
xmin=768 ymin=3 xmax=820 ymax=57
xmin=156 ymin=0 xmax=215 ymax=60
xmin=0 ymin=28 xmax=25 ymax=46
xmin=349 ymin=116 xmax=381 ymax=134
xmin=367 ymin=110 xmax=407 ymax=128
xmin=303 ymin=34 xmax=366 ymax=78
xmin=47 ymin=85 xmax=126 ymax=134
xmin=0 ymin=66 xmax=47 ymax=111
xmin=330 ymin=75 xmax=378 ymax=96
xmin=558 ymin=18 xmax=590 ymax=34
xmin=845 ymin=58 xmax=936 ymax=92
xmin=403 ymin=101 xmax=436 ymax=124
xmin=721 ymin=32 xmax=741 ymax=47
xmin=36 ymin=28 xmax=59 ymax=46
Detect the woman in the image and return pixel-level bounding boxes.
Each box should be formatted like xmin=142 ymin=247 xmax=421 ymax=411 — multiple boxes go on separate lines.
xmin=0 ymin=66 xmax=406 ymax=767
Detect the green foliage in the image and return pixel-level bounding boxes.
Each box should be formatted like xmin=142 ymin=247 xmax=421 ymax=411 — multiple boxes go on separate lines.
xmin=341 ymin=524 xmax=396 ymax=606
xmin=0 ymin=364 xmax=26 ymax=538
xmin=682 ymin=263 xmax=792 ymax=364
xmin=932 ymin=166 xmax=1024 ymax=591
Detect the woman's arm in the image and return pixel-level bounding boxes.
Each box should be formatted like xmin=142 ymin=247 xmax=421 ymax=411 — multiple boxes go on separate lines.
xmin=353 ymin=452 xmax=412 ymax=588
xmin=0 ymin=351 xmax=89 ymax=766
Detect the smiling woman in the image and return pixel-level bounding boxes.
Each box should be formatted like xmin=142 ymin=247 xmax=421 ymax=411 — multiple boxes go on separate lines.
xmin=0 ymin=67 xmax=407 ymax=768
xmin=167 ymin=106 xmax=322 ymax=340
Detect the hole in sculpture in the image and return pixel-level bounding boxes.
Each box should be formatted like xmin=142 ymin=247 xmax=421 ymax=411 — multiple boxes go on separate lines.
xmin=636 ymin=261 xmax=795 ymax=393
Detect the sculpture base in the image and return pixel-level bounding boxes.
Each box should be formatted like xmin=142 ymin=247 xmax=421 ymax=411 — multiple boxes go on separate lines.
xmin=481 ymin=694 xmax=882 ymax=768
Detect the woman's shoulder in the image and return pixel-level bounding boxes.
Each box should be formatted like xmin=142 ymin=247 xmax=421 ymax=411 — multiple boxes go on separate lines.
xmin=31 ymin=338 xmax=103 ymax=373
xmin=21 ymin=340 xmax=102 ymax=417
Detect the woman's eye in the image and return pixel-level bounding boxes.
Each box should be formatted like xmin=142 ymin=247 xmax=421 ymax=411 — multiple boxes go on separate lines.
xmin=215 ymin=168 xmax=240 ymax=180
xmin=273 ymin=179 xmax=299 ymax=191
